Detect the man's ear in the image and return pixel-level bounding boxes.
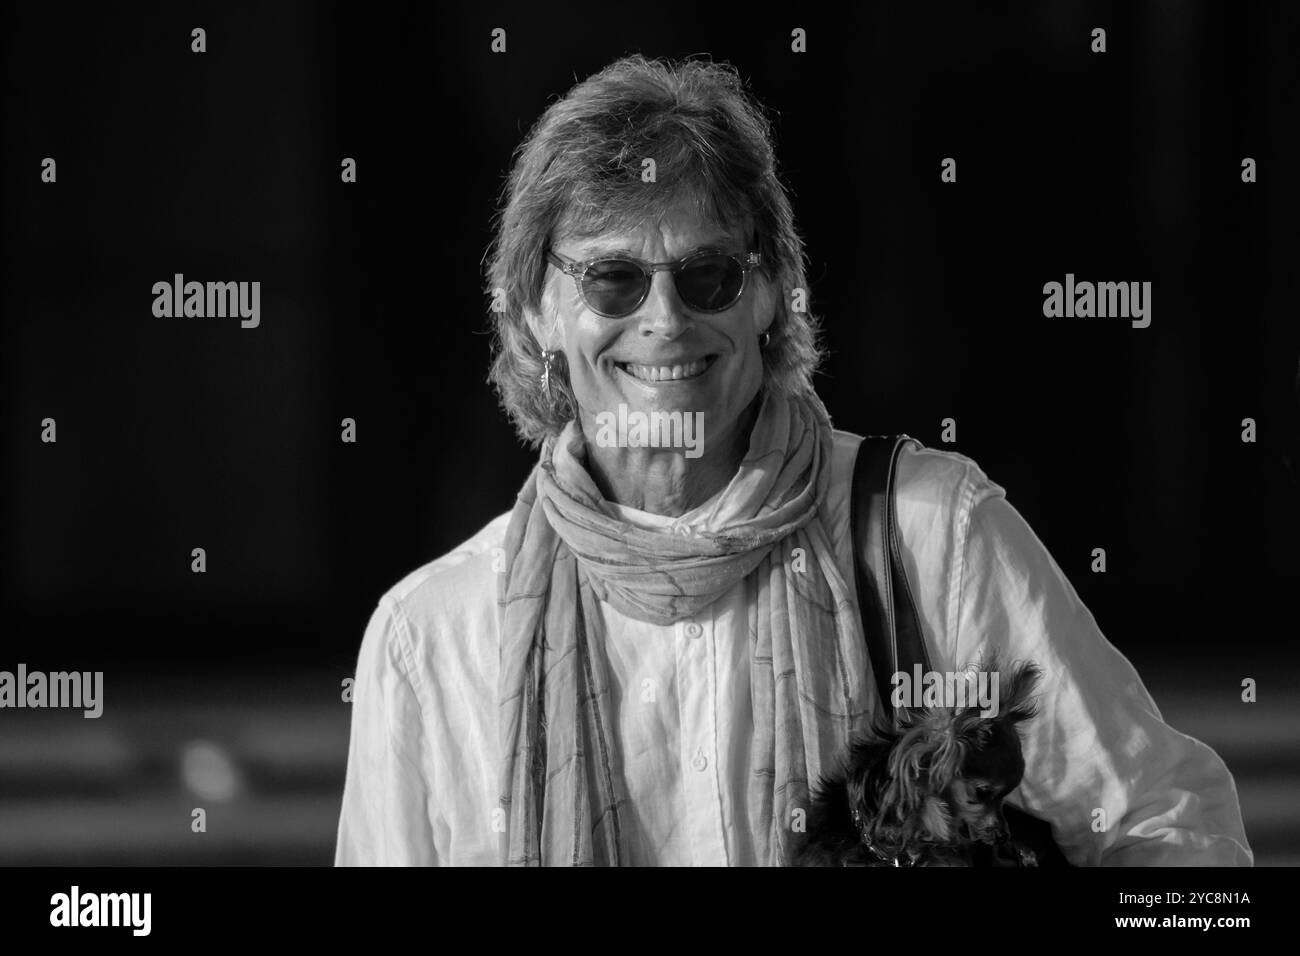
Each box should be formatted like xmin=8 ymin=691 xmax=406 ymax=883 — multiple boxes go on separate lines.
xmin=752 ymin=274 xmax=778 ymax=338
xmin=525 ymin=283 xmax=565 ymax=352
xmin=523 ymin=305 xmax=549 ymax=351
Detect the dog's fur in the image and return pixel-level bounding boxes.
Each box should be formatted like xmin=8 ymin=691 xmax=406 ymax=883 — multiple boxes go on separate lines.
xmin=796 ymin=654 xmax=1043 ymax=866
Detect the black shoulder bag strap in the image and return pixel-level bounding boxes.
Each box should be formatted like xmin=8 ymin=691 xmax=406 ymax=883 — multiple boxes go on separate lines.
xmin=850 ymin=435 xmax=929 ymax=709
xmin=849 ymin=434 xmax=1072 ymax=866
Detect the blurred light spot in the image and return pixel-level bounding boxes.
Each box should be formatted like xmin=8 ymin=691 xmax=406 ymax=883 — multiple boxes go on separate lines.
xmin=180 ymin=740 xmax=243 ymax=802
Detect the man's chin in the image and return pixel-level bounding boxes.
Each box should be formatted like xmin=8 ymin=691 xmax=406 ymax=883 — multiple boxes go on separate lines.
xmin=607 ymin=375 xmax=718 ymax=415
xmin=600 ymin=394 xmax=719 ymax=421
xmin=584 ymin=392 xmax=722 ymax=455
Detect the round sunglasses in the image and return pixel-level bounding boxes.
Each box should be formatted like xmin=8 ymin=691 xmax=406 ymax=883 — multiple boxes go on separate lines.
xmin=545 ymin=248 xmax=763 ymax=318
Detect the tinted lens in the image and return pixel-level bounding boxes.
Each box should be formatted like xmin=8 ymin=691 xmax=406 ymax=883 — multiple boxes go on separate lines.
xmin=581 ymin=260 xmax=649 ymax=316
xmin=676 ymin=254 xmax=745 ymax=311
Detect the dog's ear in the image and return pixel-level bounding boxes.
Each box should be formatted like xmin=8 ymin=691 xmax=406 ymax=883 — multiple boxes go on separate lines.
xmin=966 ymin=650 xmax=1042 ymax=727
xmin=999 ymin=660 xmax=1043 ymax=726
xmin=843 ymin=747 xmax=872 ymax=818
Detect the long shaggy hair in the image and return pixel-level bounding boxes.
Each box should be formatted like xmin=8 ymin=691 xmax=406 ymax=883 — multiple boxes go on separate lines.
xmin=483 ymin=54 xmax=823 ymax=448
xmin=797 ymin=654 xmax=1044 ymax=866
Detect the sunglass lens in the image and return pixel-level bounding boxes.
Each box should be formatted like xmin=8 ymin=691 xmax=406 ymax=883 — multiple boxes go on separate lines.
xmin=677 ymin=254 xmax=744 ymax=311
xmin=581 ymin=260 xmax=648 ymax=317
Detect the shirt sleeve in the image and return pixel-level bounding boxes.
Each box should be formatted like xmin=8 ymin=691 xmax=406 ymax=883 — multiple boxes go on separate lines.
xmin=953 ymin=480 xmax=1253 ymax=866
xmin=334 ymin=597 xmax=443 ymax=865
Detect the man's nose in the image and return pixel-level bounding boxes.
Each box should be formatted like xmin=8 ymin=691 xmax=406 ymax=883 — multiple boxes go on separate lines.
xmin=635 ymin=272 xmax=694 ymax=339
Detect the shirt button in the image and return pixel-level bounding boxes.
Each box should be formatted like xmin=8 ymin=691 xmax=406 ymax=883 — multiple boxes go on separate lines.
xmin=684 ymin=621 xmax=703 ymax=639
xmin=691 ymin=750 xmax=708 ymax=772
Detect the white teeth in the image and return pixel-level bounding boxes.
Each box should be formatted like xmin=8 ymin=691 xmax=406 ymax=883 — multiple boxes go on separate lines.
xmin=623 ymin=358 xmax=711 ymax=382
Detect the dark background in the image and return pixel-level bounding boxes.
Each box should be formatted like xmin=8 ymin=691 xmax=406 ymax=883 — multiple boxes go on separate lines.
xmin=2 ymin=1 xmax=1297 ymax=864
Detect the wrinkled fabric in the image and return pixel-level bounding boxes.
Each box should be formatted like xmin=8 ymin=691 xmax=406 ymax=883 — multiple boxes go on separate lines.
xmin=335 ymin=430 xmax=1253 ymax=867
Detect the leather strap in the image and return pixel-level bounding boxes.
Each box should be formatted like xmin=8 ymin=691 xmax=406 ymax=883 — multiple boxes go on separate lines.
xmin=850 ymin=434 xmax=928 ymax=724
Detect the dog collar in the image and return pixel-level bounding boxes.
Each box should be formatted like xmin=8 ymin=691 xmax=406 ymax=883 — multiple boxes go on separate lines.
xmin=850 ymin=807 xmax=918 ymax=867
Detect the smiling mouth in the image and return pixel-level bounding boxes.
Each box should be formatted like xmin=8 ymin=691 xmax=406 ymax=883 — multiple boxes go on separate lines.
xmin=616 ymin=355 xmax=718 ymax=383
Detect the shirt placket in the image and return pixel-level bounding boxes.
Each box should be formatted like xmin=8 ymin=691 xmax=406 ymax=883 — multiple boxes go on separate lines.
xmin=674 ymin=613 xmax=728 ymax=865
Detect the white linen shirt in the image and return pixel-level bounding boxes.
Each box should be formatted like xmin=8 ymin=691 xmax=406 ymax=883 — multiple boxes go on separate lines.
xmin=334 ymin=431 xmax=1253 ymax=866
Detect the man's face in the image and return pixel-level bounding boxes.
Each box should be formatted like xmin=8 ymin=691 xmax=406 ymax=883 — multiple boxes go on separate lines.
xmin=534 ymin=202 xmax=774 ymax=451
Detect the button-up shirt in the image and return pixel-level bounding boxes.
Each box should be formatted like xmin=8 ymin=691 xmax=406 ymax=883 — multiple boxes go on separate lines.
xmin=334 ymin=431 xmax=1252 ymax=866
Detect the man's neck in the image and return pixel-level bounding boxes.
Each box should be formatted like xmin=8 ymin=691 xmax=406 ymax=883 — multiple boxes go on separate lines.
xmin=580 ymin=396 xmax=760 ymax=517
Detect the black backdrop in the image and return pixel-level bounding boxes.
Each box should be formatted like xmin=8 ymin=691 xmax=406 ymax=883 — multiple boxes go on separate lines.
xmin=2 ymin=1 xmax=1298 ymax=864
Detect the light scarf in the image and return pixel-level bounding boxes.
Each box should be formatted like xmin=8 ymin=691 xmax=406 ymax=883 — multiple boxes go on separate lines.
xmin=496 ymin=388 xmax=877 ymax=865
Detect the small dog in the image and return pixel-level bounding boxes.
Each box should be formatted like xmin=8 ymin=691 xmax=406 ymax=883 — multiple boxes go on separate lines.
xmin=796 ymin=655 xmax=1044 ymax=867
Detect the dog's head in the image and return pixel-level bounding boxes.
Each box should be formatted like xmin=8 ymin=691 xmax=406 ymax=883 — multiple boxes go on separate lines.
xmin=852 ymin=654 xmax=1042 ymax=856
